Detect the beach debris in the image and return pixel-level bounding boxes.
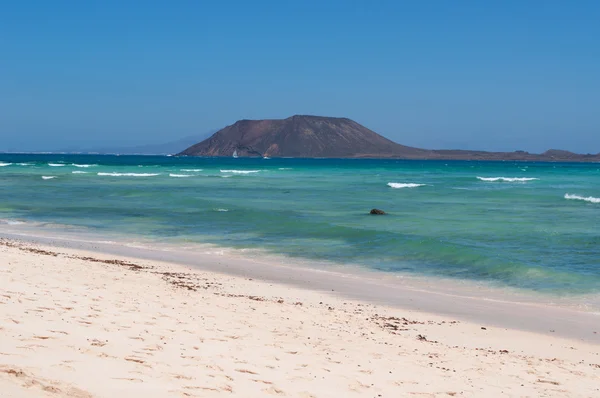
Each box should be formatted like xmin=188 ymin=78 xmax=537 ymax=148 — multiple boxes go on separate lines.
xmin=0 ymin=239 xmax=59 ymax=256
xmin=536 ymin=379 xmax=560 ymax=385
xmin=77 ymin=256 xmax=146 ymax=271
xmin=248 ymin=296 xmax=266 ymax=301
xmin=0 ymin=368 xmax=26 ymax=378
xmin=481 ymin=327 xmax=487 ymax=330
xmin=371 ymin=315 xmax=425 ymax=333
xmin=369 ymin=208 xmax=386 ymax=215
xmin=124 ymin=357 xmax=146 ymax=364
xmin=0 ymin=239 xmax=149 ymax=270
xmin=88 ymin=338 xmax=107 ymax=347
xmin=151 ymin=271 xmax=223 ymax=292
xmin=416 ymin=334 xmax=439 ymax=343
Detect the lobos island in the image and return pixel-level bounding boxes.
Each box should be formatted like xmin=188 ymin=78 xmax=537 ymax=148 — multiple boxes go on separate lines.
xmin=179 ymin=115 xmax=600 ymax=161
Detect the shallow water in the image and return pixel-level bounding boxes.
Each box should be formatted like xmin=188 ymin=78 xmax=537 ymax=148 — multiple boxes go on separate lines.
xmin=1 ymin=154 xmax=599 ymax=296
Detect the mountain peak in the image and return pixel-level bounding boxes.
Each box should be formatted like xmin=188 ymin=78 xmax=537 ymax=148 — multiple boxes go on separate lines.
xmin=179 ymin=115 xmax=417 ymax=158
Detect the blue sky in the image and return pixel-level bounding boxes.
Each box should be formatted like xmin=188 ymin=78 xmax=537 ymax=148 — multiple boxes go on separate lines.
xmin=1 ymin=1 xmax=599 ymax=152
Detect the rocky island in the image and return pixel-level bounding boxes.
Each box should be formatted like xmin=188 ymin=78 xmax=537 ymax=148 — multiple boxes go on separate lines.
xmin=179 ymin=115 xmax=600 ymax=161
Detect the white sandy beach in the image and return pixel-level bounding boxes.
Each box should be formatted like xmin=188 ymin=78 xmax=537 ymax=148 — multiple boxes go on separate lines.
xmin=1 ymin=238 xmax=599 ymax=397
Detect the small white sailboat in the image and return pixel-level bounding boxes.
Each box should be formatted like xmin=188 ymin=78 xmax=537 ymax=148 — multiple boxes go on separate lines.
xmin=233 ymin=149 xmax=239 ymax=158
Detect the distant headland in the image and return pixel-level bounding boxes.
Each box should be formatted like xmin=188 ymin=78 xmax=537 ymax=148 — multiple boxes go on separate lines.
xmin=179 ymin=115 xmax=599 ymax=161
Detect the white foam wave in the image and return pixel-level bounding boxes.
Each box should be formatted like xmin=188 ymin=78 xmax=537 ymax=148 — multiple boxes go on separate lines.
xmin=0 ymin=162 xmax=12 ymax=167
xmin=169 ymin=173 xmax=192 ymax=178
xmin=0 ymin=219 xmax=25 ymax=225
xmin=278 ymin=168 xmax=292 ymax=170
xmin=97 ymin=172 xmax=160 ymax=177
xmin=564 ymin=194 xmax=600 ymax=204
xmin=387 ymin=182 xmax=426 ymax=189
xmin=72 ymin=171 xmax=88 ymax=174
xmin=215 ymin=208 xmax=229 ymax=212
xmin=17 ymin=163 xmax=33 ymax=166
xmin=220 ymin=169 xmax=261 ymax=174
xmin=477 ymin=177 xmax=539 ymax=182
xmin=73 ymin=164 xmax=97 ymax=168
xmin=48 ymin=163 xmax=66 ymax=167
xmin=180 ymin=169 xmax=203 ymax=172
xmin=42 ymin=176 xmax=56 ymax=180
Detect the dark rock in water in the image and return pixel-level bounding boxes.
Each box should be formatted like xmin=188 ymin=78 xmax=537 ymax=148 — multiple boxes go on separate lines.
xmin=370 ymin=209 xmax=386 ymax=215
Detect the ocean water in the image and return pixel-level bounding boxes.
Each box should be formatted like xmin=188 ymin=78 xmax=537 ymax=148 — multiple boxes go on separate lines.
xmin=1 ymin=154 xmax=599 ymax=297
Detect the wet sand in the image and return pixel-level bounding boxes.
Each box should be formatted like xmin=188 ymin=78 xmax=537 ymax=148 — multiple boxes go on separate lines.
xmin=2 ymin=230 xmax=600 ymax=343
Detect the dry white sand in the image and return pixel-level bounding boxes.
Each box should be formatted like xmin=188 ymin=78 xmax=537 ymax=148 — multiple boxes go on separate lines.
xmin=1 ymin=238 xmax=599 ymax=397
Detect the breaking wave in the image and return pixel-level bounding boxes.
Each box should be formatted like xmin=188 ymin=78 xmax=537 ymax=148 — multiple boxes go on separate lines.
xmin=477 ymin=177 xmax=539 ymax=182
xmin=564 ymin=194 xmax=600 ymax=204
xmin=48 ymin=163 xmax=66 ymax=167
xmin=0 ymin=219 xmax=25 ymax=225
xmin=220 ymin=169 xmax=261 ymax=174
xmin=72 ymin=171 xmax=88 ymax=174
xmin=180 ymin=169 xmax=203 ymax=172
xmin=0 ymin=162 xmax=12 ymax=166
xmin=387 ymin=182 xmax=426 ymax=189
xmin=42 ymin=176 xmax=56 ymax=180
xmin=97 ymin=172 xmax=160 ymax=177
xmin=73 ymin=164 xmax=97 ymax=168
xmin=169 ymin=173 xmax=192 ymax=178
xmin=215 ymin=208 xmax=229 ymax=212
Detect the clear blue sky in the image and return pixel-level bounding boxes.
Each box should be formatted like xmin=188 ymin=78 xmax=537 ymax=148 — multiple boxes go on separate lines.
xmin=1 ymin=0 xmax=599 ymax=153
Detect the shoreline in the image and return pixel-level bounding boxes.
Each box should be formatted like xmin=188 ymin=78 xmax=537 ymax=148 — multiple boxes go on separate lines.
xmin=1 ymin=237 xmax=600 ymax=397
xmin=2 ymin=229 xmax=599 ymax=344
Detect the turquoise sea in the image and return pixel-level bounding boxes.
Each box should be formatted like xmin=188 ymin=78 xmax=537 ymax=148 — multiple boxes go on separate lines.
xmin=1 ymin=154 xmax=599 ymax=297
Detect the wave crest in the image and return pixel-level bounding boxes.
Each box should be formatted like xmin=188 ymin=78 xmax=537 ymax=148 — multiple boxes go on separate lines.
xmin=0 ymin=219 xmax=25 ymax=225
xmin=180 ymin=169 xmax=203 ymax=172
xmin=98 ymin=172 xmax=160 ymax=177
xmin=73 ymin=164 xmax=97 ymax=168
xmin=169 ymin=173 xmax=192 ymax=178
xmin=477 ymin=177 xmax=538 ymax=182
xmin=42 ymin=176 xmax=56 ymax=180
xmin=564 ymin=194 xmax=600 ymax=204
xmin=220 ymin=169 xmax=260 ymax=174
xmin=387 ymin=182 xmax=426 ymax=189
xmin=48 ymin=163 xmax=66 ymax=167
